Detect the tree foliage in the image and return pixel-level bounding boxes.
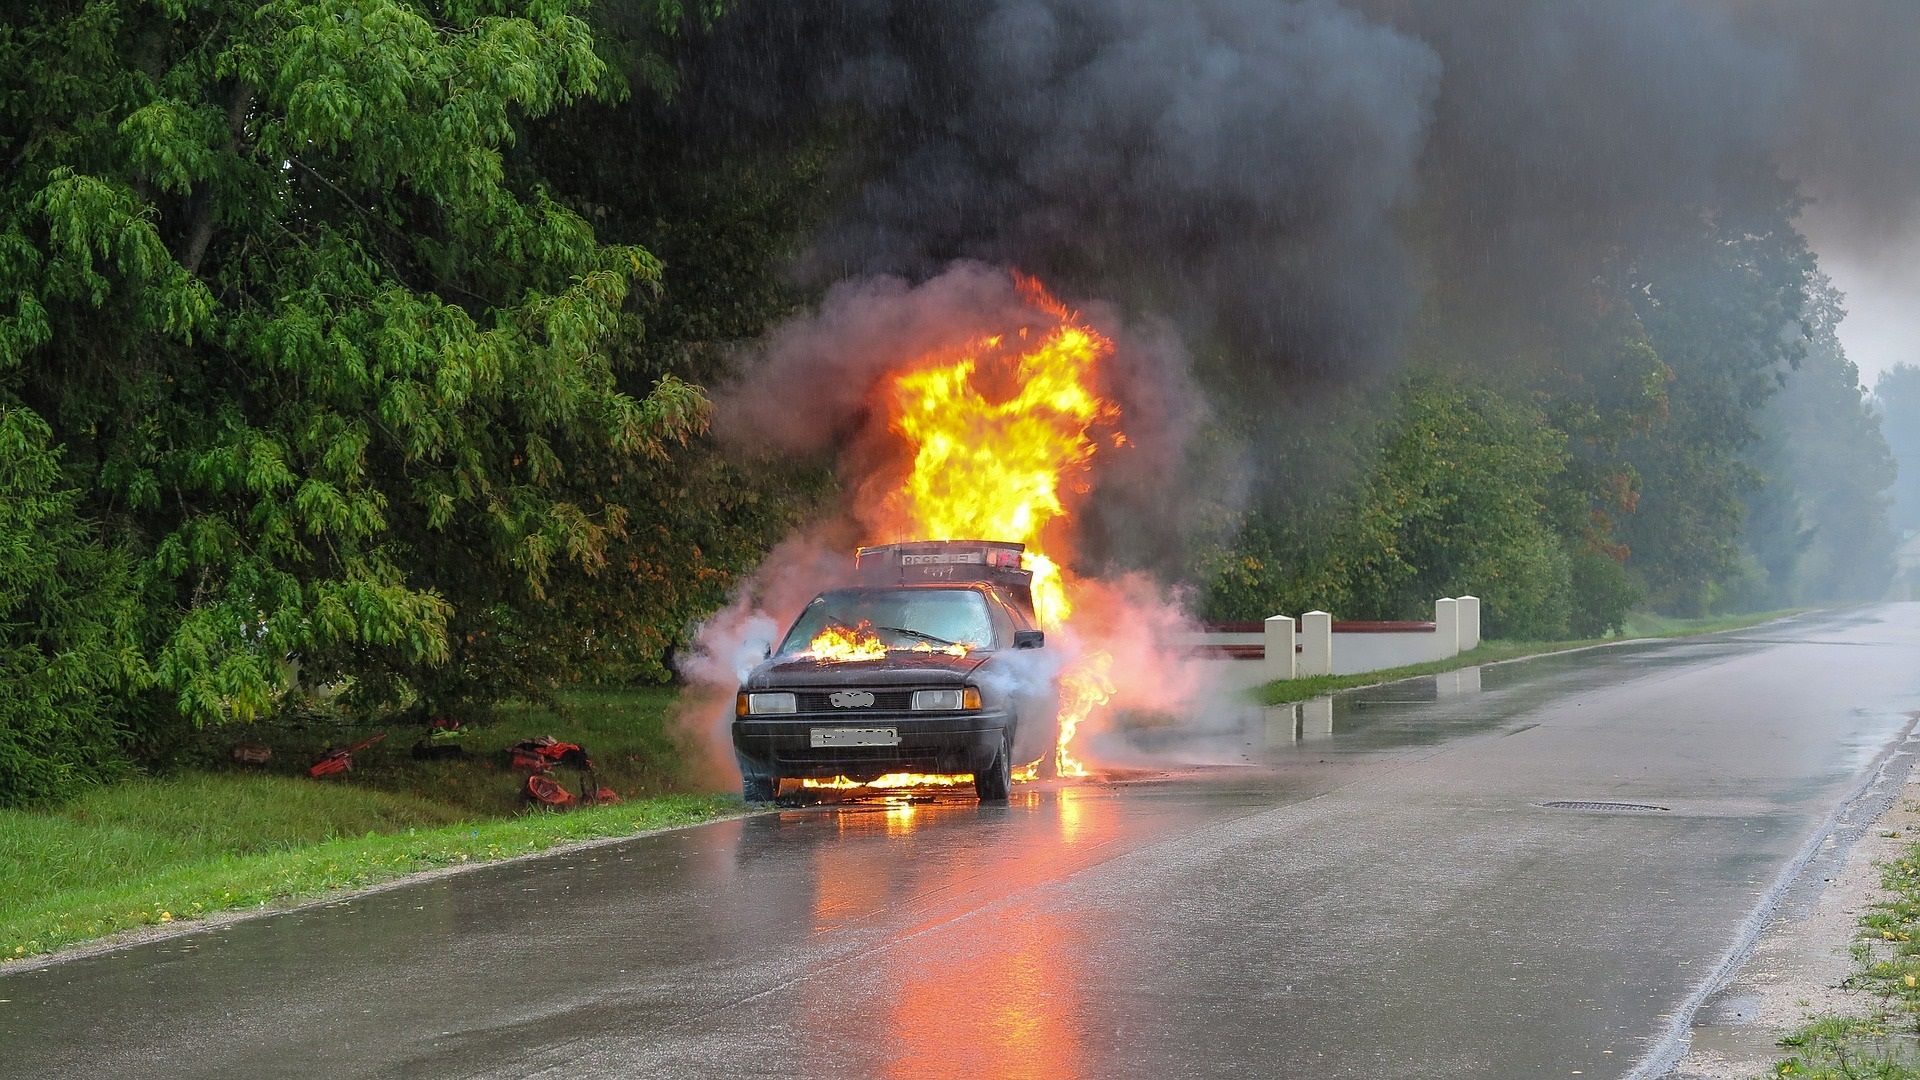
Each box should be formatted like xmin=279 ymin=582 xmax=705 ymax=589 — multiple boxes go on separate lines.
xmin=0 ymin=408 xmax=142 ymax=803
xmin=0 ymin=0 xmax=708 ymax=772
xmin=1196 ymin=194 xmax=1897 ymax=631
xmin=1739 ymin=276 xmax=1897 ymax=605
xmin=1879 ymin=364 xmax=1920 ymax=536
xmin=1617 ymin=197 xmax=1816 ymax=614
xmin=1198 ymin=376 xmax=1578 ymax=639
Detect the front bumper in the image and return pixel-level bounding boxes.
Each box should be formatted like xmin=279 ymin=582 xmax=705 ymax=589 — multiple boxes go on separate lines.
xmin=733 ymin=710 xmax=1011 ymax=779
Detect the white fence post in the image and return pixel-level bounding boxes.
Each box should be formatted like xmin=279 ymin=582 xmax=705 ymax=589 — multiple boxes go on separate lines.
xmin=1263 ymin=615 xmax=1296 ymax=681
xmin=1434 ymin=598 xmax=1460 ymax=660
xmin=1457 ymin=595 xmax=1481 ymax=650
xmin=1299 ymin=611 xmax=1333 ymax=676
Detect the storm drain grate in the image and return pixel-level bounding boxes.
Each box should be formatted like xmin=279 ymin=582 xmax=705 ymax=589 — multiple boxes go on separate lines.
xmin=1540 ymin=800 xmax=1670 ymax=814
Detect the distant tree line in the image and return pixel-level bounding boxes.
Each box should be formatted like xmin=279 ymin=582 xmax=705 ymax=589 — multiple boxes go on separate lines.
xmin=1194 ymin=192 xmax=1898 ymax=635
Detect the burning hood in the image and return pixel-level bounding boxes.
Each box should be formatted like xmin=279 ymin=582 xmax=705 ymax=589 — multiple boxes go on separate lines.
xmin=746 ymin=649 xmax=986 ymax=690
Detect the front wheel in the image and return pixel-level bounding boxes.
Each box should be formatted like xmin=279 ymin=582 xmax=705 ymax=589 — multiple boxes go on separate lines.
xmin=738 ymin=753 xmax=779 ymax=802
xmin=974 ymin=734 xmax=1012 ymax=803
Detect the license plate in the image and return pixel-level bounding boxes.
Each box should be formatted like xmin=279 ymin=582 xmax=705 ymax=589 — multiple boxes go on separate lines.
xmin=810 ymin=727 xmax=899 ymax=748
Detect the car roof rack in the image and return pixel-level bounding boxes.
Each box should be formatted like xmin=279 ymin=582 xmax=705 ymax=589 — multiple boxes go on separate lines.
xmin=854 ymin=540 xmax=1035 ymax=609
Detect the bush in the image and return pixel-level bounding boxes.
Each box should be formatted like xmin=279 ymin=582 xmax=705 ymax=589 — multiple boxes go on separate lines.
xmin=1567 ymin=550 xmax=1640 ymax=637
xmin=1471 ymin=529 xmax=1573 ymax=641
xmin=0 ymin=407 xmax=142 ymax=806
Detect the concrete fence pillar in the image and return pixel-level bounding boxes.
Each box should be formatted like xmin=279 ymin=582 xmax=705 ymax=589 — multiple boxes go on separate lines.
xmin=1299 ymin=611 xmax=1333 ymax=676
xmin=1457 ymin=595 xmax=1481 ymax=650
xmin=1263 ymin=615 xmax=1297 ymax=681
xmin=1434 ymin=598 xmax=1461 ymax=660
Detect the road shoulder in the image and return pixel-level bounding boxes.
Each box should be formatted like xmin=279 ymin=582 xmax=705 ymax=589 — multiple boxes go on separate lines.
xmin=1676 ymin=726 xmax=1920 ymax=1077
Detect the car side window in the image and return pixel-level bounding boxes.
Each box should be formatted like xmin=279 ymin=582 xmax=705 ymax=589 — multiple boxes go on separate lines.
xmin=986 ymin=592 xmax=1016 ymax=648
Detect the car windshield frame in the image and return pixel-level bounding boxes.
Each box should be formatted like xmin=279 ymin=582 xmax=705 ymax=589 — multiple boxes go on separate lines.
xmin=776 ymin=587 xmax=999 ymax=656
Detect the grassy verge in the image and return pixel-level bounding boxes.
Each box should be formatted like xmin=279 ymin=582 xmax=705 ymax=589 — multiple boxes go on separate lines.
xmin=1774 ymin=838 xmax=1920 ymax=1077
xmin=1255 ymin=608 xmax=1799 ymax=706
xmin=1 ymin=688 xmax=742 ymax=963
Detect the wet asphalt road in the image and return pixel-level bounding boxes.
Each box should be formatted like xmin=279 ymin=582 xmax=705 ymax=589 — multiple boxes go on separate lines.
xmin=5 ymin=607 xmax=1920 ymax=1079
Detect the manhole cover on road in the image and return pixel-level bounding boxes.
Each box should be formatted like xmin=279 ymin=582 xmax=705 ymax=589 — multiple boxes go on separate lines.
xmin=1540 ymin=800 xmax=1671 ymax=814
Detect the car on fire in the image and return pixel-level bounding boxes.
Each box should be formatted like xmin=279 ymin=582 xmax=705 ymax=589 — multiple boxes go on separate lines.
xmin=732 ymin=540 xmax=1057 ymax=802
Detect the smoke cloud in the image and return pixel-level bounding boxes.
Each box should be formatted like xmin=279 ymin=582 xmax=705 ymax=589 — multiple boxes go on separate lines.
xmin=681 ymin=0 xmax=1920 ymax=387
xmin=688 ymin=0 xmax=1440 ymax=382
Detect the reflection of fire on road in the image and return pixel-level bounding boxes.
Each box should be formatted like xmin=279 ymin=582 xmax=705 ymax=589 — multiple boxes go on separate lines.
xmin=886 ymin=906 xmax=1087 ymax=1080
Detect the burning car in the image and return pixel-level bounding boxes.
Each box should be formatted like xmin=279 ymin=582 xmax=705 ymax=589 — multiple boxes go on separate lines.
xmin=733 ymin=540 xmax=1056 ymax=802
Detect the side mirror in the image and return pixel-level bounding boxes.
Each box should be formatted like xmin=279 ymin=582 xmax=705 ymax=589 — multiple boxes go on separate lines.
xmin=1013 ymin=630 xmax=1045 ymax=650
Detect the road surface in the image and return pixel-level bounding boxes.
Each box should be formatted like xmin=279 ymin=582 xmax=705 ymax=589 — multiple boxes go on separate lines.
xmin=5 ymin=606 xmax=1920 ymax=1078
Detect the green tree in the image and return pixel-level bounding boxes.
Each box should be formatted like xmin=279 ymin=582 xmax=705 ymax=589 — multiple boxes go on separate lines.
xmin=1618 ymin=195 xmax=1815 ymax=614
xmin=0 ymin=408 xmax=142 ymax=803
xmin=1740 ymin=275 xmax=1896 ymax=604
xmin=1199 ymin=376 xmax=1576 ymax=639
xmin=0 ymin=0 xmax=706 ymax=736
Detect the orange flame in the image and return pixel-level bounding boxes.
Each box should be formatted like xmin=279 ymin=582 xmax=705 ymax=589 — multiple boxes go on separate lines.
xmin=802 ymin=622 xmax=889 ymax=663
xmin=909 ymin=641 xmax=972 ymax=658
xmin=874 ymin=275 xmax=1121 ymax=779
xmin=801 ymin=773 xmax=975 ymax=790
xmin=1054 ymin=655 xmax=1114 ymax=778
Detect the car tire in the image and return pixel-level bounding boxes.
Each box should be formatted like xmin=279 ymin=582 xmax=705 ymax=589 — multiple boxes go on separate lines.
xmin=738 ymin=754 xmax=779 ymax=802
xmin=974 ymin=734 xmax=1012 ymax=803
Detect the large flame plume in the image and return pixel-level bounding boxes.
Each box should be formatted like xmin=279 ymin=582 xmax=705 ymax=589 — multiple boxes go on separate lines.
xmin=871 ymin=275 xmax=1118 ymax=779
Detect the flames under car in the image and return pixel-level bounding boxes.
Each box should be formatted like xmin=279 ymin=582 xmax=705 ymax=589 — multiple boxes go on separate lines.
xmin=732 ymin=541 xmax=1053 ymax=802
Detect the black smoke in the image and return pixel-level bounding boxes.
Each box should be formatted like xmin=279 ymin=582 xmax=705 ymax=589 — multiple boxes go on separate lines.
xmin=684 ymin=1 xmax=1441 ymax=385
xmin=680 ymin=0 xmax=1920 ymax=380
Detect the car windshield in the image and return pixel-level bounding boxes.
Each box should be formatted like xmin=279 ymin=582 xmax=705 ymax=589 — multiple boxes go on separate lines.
xmin=777 ymin=589 xmax=996 ymax=655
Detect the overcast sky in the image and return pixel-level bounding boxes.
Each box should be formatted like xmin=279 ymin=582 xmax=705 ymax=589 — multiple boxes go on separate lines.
xmin=1804 ymin=203 xmax=1920 ymax=389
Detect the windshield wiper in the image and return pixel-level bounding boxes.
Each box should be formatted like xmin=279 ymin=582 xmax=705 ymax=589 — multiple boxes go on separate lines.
xmin=875 ymin=625 xmax=960 ymax=648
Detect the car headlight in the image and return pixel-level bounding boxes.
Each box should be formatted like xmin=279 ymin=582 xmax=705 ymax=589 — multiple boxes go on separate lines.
xmin=738 ymin=692 xmax=796 ymax=716
xmin=912 ymin=687 xmax=982 ymax=711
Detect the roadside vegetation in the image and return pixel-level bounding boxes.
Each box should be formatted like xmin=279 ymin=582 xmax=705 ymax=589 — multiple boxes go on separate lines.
xmin=0 ymin=690 xmax=738 ymax=962
xmin=1774 ymin=834 xmax=1920 ymax=1077
xmin=1256 ymin=609 xmax=1799 ymax=706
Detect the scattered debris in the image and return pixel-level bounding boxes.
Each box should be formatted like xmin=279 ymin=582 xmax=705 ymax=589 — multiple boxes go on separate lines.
xmin=524 ymin=774 xmax=575 ymax=808
xmin=411 ymin=716 xmax=469 ymax=761
xmin=230 ymin=743 xmax=272 ymax=766
xmin=308 ymin=732 xmax=387 ymax=778
xmin=511 ymin=736 xmax=617 ymax=809
xmin=505 ymin=736 xmax=590 ymax=772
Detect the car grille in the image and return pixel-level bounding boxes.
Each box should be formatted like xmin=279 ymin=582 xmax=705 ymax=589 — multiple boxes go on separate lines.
xmin=795 ymin=689 xmax=915 ymax=712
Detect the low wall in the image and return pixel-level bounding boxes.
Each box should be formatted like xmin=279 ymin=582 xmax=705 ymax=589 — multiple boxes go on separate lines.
xmin=1182 ymin=595 xmax=1482 ymax=684
xmin=1327 ymin=620 xmax=1441 ymax=675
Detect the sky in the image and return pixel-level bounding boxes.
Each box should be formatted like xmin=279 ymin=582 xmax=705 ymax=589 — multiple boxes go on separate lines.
xmin=1805 ymin=208 xmax=1920 ymax=387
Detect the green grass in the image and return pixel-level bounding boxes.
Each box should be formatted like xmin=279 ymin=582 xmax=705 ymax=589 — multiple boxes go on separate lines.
xmin=178 ymin=686 xmax=699 ymax=817
xmin=1254 ymin=608 xmax=1799 ymax=705
xmin=1773 ymin=837 xmax=1920 ymax=1077
xmin=1 ymin=688 xmax=742 ymax=962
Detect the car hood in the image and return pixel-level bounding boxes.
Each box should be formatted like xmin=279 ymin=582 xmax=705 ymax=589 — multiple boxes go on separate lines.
xmin=745 ymin=650 xmax=989 ymax=689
